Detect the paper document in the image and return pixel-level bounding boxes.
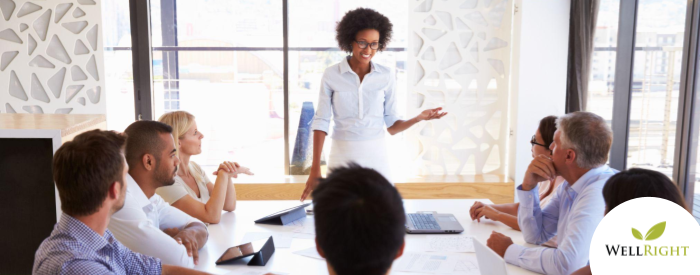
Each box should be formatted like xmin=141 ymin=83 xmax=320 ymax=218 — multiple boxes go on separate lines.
xmin=452 ymin=258 xmax=480 ymax=275
xmin=234 ymin=272 xmax=288 ymax=275
xmin=291 ymin=233 xmax=315 ymax=240
xmin=288 ymin=217 xmax=315 ymax=238
xmin=394 ymin=253 xmax=457 ymax=273
xmin=292 ymin=246 xmax=325 ymax=260
xmin=223 ymin=266 xmax=289 ymax=275
xmin=423 ymin=235 xmax=475 ymax=253
xmin=394 ymin=252 xmax=480 ymax=274
xmin=240 ymin=232 xmax=293 ymax=248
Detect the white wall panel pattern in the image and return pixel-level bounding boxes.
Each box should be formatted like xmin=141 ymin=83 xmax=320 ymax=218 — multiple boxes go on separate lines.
xmin=408 ymin=0 xmax=512 ymax=175
xmin=0 ymin=0 xmax=104 ymax=114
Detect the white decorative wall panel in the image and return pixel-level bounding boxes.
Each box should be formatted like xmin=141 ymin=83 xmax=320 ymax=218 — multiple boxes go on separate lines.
xmin=0 ymin=0 xmax=105 ymax=114
xmin=408 ymin=0 xmax=512 ymax=175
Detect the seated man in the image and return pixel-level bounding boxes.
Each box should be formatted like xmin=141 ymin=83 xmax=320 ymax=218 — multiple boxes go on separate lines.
xmin=34 ymin=130 xmax=208 ymax=274
xmin=312 ymin=164 xmax=406 ymax=275
xmin=487 ymin=111 xmax=617 ymax=275
xmin=109 ymin=121 xmax=213 ymax=267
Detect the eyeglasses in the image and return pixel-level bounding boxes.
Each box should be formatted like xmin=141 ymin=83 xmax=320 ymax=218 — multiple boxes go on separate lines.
xmin=355 ymin=40 xmax=380 ymax=50
xmin=530 ymin=135 xmax=549 ymax=149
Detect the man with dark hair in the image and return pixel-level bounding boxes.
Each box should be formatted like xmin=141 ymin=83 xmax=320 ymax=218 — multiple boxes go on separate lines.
xmin=33 ymin=130 xmax=209 ymax=274
xmin=109 ymin=121 xmax=210 ymax=267
xmin=312 ymin=163 xmax=406 ymax=275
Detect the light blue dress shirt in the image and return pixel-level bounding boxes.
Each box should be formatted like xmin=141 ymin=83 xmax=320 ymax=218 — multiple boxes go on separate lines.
xmin=504 ymin=165 xmax=617 ymax=275
xmin=310 ymin=57 xmax=401 ymax=141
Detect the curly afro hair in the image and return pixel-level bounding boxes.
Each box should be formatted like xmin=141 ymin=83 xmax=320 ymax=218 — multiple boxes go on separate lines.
xmin=336 ymin=8 xmax=393 ymax=52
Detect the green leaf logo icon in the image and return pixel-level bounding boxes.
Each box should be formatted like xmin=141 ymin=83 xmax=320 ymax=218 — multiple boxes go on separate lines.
xmin=631 ymin=228 xmax=643 ymax=240
xmin=644 ymin=221 xmax=666 ymax=241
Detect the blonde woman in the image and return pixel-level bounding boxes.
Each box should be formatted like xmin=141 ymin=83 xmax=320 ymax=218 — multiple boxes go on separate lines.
xmin=156 ymin=111 xmax=253 ymax=224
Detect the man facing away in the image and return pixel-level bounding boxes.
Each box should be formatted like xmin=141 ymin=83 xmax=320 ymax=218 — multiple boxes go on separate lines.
xmin=312 ymin=163 xmax=406 ymax=275
xmin=108 ymin=121 xmax=211 ymax=267
xmin=33 ymin=130 xmax=209 ymax=274
xmin=487 ymin=112 xmax=617 ymax=275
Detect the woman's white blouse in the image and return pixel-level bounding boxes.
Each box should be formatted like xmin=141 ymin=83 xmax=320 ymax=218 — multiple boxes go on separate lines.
xmin=156 ymin=162 xmax=211 ymax=204
xmin=310 ymin=57 xmax=401 ymax=141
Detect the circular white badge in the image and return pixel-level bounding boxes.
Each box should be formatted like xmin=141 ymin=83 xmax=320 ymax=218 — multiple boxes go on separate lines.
xmin=590 ymin=197 xmax=700 ymax=274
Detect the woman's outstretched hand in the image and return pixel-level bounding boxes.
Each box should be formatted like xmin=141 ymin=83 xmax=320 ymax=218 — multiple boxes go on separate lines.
xmin=417 ymin=107 xmax=448 ymax=121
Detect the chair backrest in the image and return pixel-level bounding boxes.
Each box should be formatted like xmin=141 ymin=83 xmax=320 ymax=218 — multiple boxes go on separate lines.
xmin=0 ymin=138 xmax=57 ymax=274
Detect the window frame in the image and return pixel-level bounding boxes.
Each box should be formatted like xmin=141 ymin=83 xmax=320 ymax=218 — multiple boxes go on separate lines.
xmin=673 ymin=0 xmax=700 ymax=208
xmin=125 ymin=0 xmax=406 ymax=176
xmin=597 ymin=0 xmax=700 ymax=210
xmin=125 ymin=0 xmax=700 ymax=200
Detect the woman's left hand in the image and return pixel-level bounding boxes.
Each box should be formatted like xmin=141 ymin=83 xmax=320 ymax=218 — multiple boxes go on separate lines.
xmin=213 ymin=161 xmax=254 ymax=178
xmin=214 ymin=161 xmax=238 ymax=178
xmin=473 ymin=204 xmax=501 ymax=222
xmin=417 ymin=107 xmax=448 ymax=121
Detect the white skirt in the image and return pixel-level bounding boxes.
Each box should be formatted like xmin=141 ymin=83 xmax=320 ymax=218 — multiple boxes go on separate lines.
xmin=328 ymin=137 xmax=393 ymax=183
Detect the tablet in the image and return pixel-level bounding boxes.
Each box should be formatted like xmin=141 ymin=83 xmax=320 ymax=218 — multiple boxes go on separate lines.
xmin=254 ymin=203 xmax=310 ymax=225
xmin=216 ymin=237 xmax=272 ymax=265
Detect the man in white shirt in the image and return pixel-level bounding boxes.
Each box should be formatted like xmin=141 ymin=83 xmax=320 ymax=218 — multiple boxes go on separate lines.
xmin=109 ymin=121 xmax=210 ymax=267
xmin=486 ymin=112 xmax=616 ymax=275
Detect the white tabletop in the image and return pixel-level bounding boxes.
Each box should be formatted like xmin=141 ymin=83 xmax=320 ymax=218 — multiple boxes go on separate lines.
xmin=194 ymin=199 xmax=538 ymax=275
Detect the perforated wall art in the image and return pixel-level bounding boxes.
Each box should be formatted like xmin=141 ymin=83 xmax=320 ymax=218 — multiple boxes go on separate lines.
xmin=408 ymin=0 xmax=512 ymax=175
xmin=0 ymin=0 xmax=104 ymax=114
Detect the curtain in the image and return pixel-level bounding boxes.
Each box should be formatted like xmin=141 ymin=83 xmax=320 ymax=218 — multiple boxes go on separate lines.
xmin=566 ymin=0 xmax=600 ymax=113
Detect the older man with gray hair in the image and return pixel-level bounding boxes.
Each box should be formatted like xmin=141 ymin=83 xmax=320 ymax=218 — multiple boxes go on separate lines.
xmin=486 ymin=112 xmax=617 ymax=275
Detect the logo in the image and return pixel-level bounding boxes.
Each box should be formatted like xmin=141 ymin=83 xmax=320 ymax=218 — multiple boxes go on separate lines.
xmin=632 ymin=221 xmax=665 ymax=241
xmin=589 ymin=197 xmax=700 ymax=274
xmin=604 ymin=220 xmax=689 ymax=257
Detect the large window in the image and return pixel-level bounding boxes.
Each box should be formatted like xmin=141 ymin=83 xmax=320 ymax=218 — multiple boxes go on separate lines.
xmin=686 ymin=1 xmax=700 ymax=225
xmin=102 ymin=0 xmax=135 ymax=132
xmin=586 ymin=0 xmax=687 ymax=175
xmin=626 ymin=0 xmax=686 ymax=175
xmin=586 ymin=0 xmax=620 ymax=126
xmin=135 ymin=0 xmax=407 ymax=176
xmin=586 ymin=0 xmax=700 ymax=220
xmin=148 ymin=0 xmax=284 ymax=175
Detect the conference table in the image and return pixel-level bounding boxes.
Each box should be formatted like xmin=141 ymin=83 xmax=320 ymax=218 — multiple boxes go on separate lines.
xmin=194 ymin=199 xmax=539 ymax=275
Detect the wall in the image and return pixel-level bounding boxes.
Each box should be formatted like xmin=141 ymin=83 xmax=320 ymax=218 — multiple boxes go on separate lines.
xmin=509 ymin=0 xmax=570 ymax=198
xmin=0 ymin=0 xmax=105 ymax=114
xmin=408 ymin=0 xmax=513 ymax=176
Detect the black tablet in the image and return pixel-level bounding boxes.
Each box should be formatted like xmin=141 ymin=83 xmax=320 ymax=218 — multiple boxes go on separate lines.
xmin=216 ymin=237 xmax=273 ymax=265
xmin=254 ymin=203 xmax=310 ymax=225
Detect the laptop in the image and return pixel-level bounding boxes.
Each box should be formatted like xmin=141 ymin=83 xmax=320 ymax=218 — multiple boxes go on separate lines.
xmin=405 ymin=211 xmax=464 ymax=233
xmin=474 ymin=239 xmax=508 ymax=275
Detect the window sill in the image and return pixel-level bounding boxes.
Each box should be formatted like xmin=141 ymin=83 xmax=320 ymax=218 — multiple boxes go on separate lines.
xmin=233 ymin=174 xmax=514 ymax=204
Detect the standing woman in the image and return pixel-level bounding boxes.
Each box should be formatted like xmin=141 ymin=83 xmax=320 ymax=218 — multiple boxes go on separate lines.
xmin=300 ymin=8 xmax=446 ymax=201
